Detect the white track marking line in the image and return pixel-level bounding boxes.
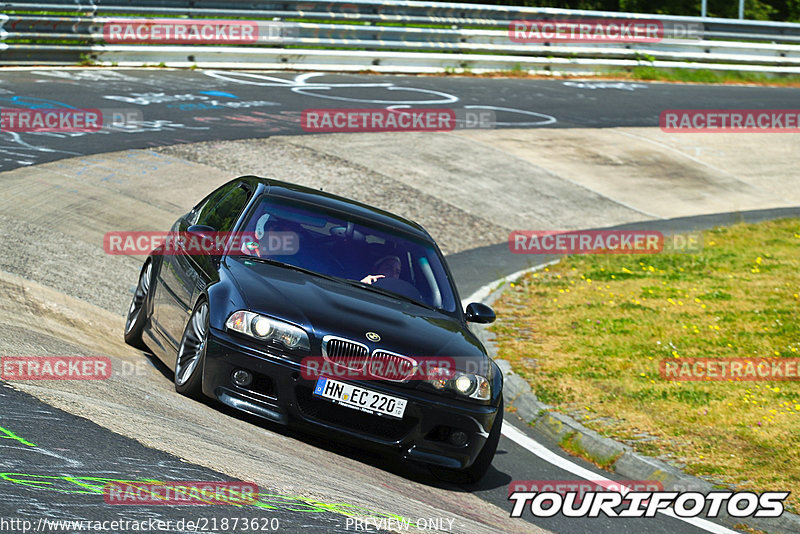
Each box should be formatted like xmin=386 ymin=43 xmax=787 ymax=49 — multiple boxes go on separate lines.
xmin=501 ymin=423 xmax=738 ymax=534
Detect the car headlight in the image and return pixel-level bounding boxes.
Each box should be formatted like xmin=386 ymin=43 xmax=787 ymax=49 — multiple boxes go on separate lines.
xmin=427 ymin=366 xmax=491 ymax=401
xmin=225 ymin=310 xmax=310 ymax=351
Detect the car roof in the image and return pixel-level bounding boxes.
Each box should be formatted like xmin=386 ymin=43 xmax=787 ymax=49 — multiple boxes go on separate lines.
xmin=236 ymin=175 xmax=434 ymax=242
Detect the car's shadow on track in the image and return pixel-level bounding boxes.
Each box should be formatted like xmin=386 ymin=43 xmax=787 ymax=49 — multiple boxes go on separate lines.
xmin=214 ymin=400 xmax=514 ymax=494
xmin=139 ymin=349 xmax=512 ymax=494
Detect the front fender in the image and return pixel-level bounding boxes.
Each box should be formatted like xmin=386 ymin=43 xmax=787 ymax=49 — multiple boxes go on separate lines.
xmin=202 ymin=267 xmax=248 ymax=333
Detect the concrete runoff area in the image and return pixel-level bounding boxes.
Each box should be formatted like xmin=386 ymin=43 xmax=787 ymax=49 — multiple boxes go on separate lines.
xmin=0 ymin=127 xmax=798 ymax=532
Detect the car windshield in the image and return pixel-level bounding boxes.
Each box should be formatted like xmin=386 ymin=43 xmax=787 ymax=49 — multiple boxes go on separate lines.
xmin=233 ymin=195 xmax=458 ymax=313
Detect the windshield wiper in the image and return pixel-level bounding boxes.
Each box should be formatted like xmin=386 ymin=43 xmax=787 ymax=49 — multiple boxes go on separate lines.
xmin=241 ymin=257 xmax=437 ymax=311
xmin=239 ymin=256 xmax=343 ymax=284
xmin=342 ymin=279 xmax=436 ymax=311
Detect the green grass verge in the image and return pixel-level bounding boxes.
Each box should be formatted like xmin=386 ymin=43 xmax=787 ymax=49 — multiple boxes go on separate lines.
xmin=491 ymin=219 xmax=800 ymax=512
xmin=626 ymin=66 xmax=800 ymax=85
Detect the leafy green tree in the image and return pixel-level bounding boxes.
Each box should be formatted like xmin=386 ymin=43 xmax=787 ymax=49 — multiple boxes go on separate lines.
xmin=444 ymin=0 xmax=799 ymax=21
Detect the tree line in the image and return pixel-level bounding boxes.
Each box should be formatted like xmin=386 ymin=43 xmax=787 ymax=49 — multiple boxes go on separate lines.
xmin=452 ymin=0 xmax=800 ymax=22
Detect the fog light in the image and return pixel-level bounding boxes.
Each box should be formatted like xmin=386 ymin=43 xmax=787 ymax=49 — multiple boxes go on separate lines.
xmin=232 ymin=369 xmax=253 ymax=387
xmin=448 ymin=430 xmax=468 ymax=447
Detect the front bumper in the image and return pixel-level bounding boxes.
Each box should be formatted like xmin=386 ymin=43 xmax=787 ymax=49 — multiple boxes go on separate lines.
xmin=202 ymin=328 xmax=501 ymax=470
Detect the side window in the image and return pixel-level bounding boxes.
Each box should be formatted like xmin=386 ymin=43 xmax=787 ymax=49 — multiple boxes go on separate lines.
xmin=189 ymin=185 xmax=232 ymax=226
xmin=199 ymin=184 xmax=250 ymax=232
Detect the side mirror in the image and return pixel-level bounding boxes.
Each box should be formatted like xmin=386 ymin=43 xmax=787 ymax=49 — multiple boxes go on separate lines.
xmin=465 ymin=302 xmax=496 ymax=324
xmin=184 ymin=225 xmax=221 ymax=255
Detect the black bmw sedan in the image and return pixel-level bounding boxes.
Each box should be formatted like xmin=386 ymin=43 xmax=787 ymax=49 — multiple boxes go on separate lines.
xmin=124 ymin=175 xmax=503 ymax=481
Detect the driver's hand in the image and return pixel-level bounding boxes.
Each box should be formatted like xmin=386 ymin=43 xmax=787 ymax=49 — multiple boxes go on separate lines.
xmin=360 ymin=274 xmax=385 ymax=285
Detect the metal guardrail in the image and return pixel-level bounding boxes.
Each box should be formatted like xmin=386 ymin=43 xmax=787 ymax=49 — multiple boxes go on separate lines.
xmin=2 ymin=0 xmax=800 ymax=74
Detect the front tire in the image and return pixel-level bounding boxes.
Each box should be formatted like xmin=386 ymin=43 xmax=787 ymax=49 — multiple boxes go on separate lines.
xmin=124 ymin=261 xmax=152 ymax=351
xmin=175 ymin=299 xmax=209 ymax=400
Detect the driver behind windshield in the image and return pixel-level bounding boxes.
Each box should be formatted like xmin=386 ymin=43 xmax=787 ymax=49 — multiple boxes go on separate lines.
xmin=361 ymin=255 xmax=401 ymax=285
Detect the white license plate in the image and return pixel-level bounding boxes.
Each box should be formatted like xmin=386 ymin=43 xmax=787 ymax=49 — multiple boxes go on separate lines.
xmin=313 ymin=377 xmax=407 ymax=419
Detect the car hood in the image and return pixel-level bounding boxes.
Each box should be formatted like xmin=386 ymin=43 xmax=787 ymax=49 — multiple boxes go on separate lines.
xmin=225 ymin=258 xmax=486 ymax=361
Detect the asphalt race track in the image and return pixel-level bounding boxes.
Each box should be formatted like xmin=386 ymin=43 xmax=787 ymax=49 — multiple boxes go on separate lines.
xmin=3 ymin=68 xmax=800 ymax=172
xmin=1 ymin=68 xmax=798 ymax=534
